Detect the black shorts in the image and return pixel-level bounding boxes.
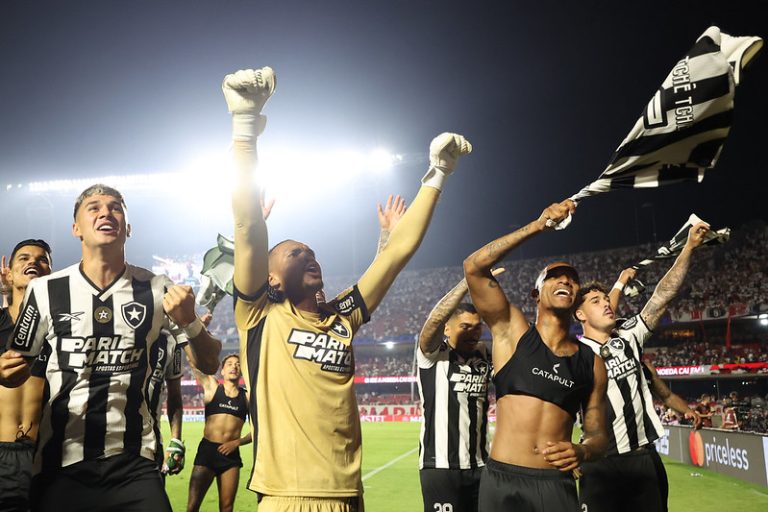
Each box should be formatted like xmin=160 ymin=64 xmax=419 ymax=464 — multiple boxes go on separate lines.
xmin=478 ymin=458 xmax=578 ymax=512
xmin=31 ymin=452 xmax=171 ymax=512
xmin=193 ymin=438 xmax=242 ymax=475
xmin=420 ymin=467 xmax=482 ymax=512
xmin=579 ymin=445 xmax=668 ymax=512
xmin=0 ymin=439 xmax=35 ymax=512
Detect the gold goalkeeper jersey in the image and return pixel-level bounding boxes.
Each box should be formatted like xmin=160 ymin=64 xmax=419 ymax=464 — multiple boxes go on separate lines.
xmin=236 ymin=283 xmax=369 ymax=498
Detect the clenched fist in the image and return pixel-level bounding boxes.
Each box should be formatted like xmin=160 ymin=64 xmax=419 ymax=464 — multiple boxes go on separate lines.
xmin=163 ymin=285 xmax=197 ymax=327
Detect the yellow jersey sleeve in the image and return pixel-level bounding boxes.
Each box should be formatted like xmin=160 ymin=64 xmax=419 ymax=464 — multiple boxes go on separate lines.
xmin=234 ymin=282 xmax=273 ymax=331
xmin=325 ymin=284 xmax=370 ymax=335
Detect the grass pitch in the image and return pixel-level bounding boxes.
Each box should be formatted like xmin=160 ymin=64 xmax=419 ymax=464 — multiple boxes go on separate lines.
xmin=162 ymin=421 xmax=768 ymax=511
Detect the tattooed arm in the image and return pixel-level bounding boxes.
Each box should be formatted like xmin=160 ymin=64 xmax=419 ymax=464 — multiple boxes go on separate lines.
xmin=463 ymin=200 xmax=575 ymax=336
xmin=419 ymin=278 xmax=470 ymax=354
xmin=418 ymin=269 xmax=504 ymax=354
xmin=645 ymin=361 xmax=702 ymax=428
xmin=640 ymin=222 xmax=709 ymax=330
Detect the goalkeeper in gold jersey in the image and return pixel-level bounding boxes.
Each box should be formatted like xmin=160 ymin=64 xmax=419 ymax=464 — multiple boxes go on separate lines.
xmin=223 ymin=66 xmax=471 ymax=512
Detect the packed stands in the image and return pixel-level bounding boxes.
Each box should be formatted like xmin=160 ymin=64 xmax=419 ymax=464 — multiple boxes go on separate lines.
xmin=156 ymin=220 xmax=768 ymax=432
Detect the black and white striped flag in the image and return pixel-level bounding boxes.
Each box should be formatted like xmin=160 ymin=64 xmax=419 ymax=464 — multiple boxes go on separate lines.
xmin=624 ymin=213 xmax=730 ymax=297
xmin=553 ymin=26 xmax=762 ymax=230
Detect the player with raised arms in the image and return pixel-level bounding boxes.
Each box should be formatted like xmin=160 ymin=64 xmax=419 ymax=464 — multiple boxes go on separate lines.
xmin=223 ymin=66 xmax=471 ymax=511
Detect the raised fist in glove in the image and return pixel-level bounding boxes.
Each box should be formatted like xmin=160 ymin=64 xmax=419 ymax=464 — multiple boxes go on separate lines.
xmin=422 ymin=132 xmax=472 ymax=190
xmin=222 ymin=67 xmax=276 ymax=114
xmin=429 ymin=133 xmax=472 ymax=175
xmin=162 ymin=438 xmax=186 ymax=475
xmin=222 ymin=67 xmax=276 ymax=141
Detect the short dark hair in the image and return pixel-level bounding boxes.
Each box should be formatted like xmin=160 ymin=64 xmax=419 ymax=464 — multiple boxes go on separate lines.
xmin=10 ymin=239 xmax=52 ymax=265
xmin=268 ymin=239 xmax=294 ymax=255
xmin=450 ymin=303 xmax=478 ymax=319
xmin=221 ymin=353 xmax=240 ymax=369
xmin=573 ymin=282 xmax=609 ymax=314
xmin=73 ymin=184 xmax=127 ymax=219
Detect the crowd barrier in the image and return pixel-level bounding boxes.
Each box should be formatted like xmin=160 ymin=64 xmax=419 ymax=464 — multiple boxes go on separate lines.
xmin=655 ymin=424 xmax=768 ymax=486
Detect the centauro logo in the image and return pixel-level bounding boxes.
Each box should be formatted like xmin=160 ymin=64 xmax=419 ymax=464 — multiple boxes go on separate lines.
xmin=60 ymin=336 xmax=144 ymax=373
xmin=287 ymin=329 xmax=353 ymax=374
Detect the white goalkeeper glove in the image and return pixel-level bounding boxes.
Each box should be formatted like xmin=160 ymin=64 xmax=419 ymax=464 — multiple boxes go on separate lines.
xmin=222 ymin=67 xmax=277 ymax=142
xmin=421 ymin=132 xmax=472 ymax=191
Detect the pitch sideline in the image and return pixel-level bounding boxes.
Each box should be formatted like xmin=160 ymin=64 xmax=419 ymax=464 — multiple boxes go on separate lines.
xmin=362 ymin=447 xmax=419 ymax=481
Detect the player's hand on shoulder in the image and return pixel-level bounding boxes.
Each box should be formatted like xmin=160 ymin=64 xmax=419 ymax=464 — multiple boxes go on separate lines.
xmin=163 ymin=285 xmax=197 ymax=327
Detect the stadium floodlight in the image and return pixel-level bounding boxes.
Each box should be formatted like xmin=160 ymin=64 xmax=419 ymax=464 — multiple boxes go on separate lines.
xmin=384 ymin=341 xmax=395 ymax=350
xmin=22 ymin=146 xmax=406 ymax=202
xmin=760 ymin=318 xmax=768 ymax=326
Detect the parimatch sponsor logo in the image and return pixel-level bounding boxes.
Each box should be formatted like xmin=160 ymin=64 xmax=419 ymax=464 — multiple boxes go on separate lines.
xmin=287 ymin=328 xmax=353 ymax=374
xmin=605 ymin=354 xmax=639 ymax=380
xmin=449 ymin=359 xmax=490 ymax=396
xmin=60 ymin=335 xmax=144 ymax=373
xmin=150 ymin=347 xmax=167 ymax=383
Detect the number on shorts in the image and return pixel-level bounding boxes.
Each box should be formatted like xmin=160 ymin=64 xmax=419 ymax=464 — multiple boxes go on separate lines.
xmin=434 ymin=504 xmax=453 ymax=512
xmin=581 ymin=505 xmax=588 ymax=511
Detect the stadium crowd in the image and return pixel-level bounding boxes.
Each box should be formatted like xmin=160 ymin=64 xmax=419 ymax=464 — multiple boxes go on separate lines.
xmin=155 ymin=220 xmax=767 ymax=345
xmin=155 ymin=219 xmax=768 ymax=436
xmin=645 ymin=341 xmax=768 ymax=368
xmin=656 ymin=392 xmax=768 ymax=434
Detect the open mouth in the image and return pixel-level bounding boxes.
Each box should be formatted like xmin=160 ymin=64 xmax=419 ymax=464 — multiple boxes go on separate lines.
xmin=23 ymin=267 xmax=40 ymax=277
xmin=305 ymin=263 xmax=321 ymax=276
xmin=96 ymin=223 xmax=117 ymax=234
xmin=554 ymin=288 xmax=572 ymax=298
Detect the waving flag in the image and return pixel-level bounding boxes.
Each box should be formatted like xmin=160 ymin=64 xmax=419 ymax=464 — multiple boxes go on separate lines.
xmin=624 ymin=213 xmax=730 ymax=297
xmin=553 ymin=26 xmax=762 ymax=230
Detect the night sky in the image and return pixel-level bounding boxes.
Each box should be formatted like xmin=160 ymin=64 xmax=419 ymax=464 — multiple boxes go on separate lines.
xmin=1 ymin=0 xmax=766 ymax=275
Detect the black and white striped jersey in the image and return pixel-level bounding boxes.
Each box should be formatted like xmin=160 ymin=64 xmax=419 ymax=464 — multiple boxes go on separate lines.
xmin=417 ymin=341 xmax=490 ymax=470
xmin=580 ymin=315 xmax=664 ymax=455
xmin=7 ymin=263 xmax=189 ymax=473
xmin=146 ymin=330 xmax=183 ymax=454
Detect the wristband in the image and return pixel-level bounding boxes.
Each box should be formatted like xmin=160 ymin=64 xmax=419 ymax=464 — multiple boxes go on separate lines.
xmin=182 ymin=317 xmax=205 ymax=339
xmin=612 ymin=281 xmax=625 ymax=292
xmin=421 ymin=166 xmax=448 ymax=191
xmin=232 ymin=113 xmax=267 ymax=143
